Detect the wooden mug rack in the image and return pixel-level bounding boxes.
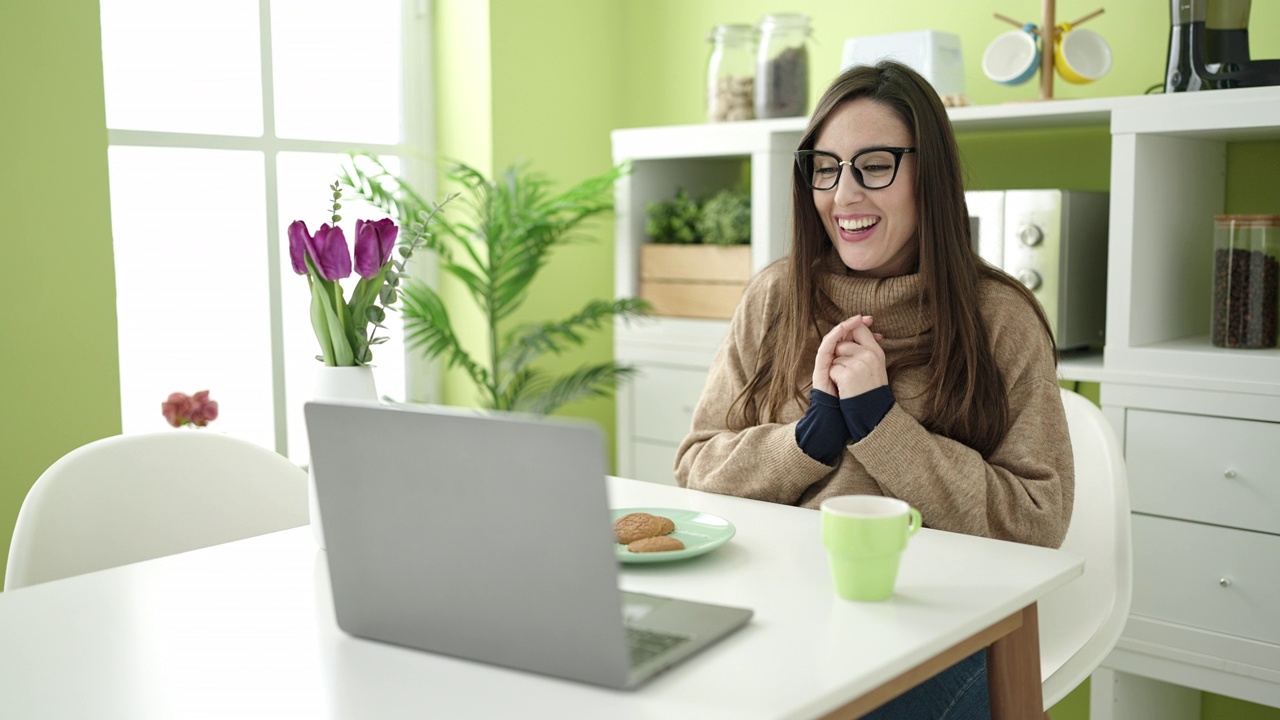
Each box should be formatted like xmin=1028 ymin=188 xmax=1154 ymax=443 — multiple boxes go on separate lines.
xmin=994 ymin=0 xmax=1105 ymax=100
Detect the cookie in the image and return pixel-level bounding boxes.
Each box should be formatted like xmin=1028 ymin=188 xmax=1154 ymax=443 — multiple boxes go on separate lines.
xmin=653 ymin=515 xmax=676 ymax=536
xmin=627 ymin=535 xmax=685 ymax=553
xmin=614 ymin=512 xmax=671 ymax=544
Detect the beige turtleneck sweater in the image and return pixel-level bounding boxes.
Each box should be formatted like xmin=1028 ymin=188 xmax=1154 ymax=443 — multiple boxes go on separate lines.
xmin=674 ymin=258 xmax=1074 ymax=549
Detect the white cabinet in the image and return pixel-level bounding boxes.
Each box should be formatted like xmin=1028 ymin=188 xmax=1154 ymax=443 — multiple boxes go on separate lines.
xmin=613 ymin=86 xmax=1280 ymax=713
xmin=1095 ymin=88 xmax=1280 ymax=716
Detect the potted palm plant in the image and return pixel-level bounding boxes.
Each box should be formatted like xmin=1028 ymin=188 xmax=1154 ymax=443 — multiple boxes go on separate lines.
xmin=342 ymin=155 xmax=648 ymax=414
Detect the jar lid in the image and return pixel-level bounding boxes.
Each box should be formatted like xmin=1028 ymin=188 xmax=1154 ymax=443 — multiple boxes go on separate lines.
xmin=1214 ymin=213 xmax=1280 ymax=227
xmin=708 ymin=23 xmax=758 ymax=42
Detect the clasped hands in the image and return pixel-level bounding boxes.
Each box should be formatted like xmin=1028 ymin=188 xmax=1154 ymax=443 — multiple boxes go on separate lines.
xmin=812 ymin=315 xmax=888 ymax=399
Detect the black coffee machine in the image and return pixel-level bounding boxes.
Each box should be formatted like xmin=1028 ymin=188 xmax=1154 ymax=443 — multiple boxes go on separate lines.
xmin=1166 ymin=0 xmax=1280 ymax=91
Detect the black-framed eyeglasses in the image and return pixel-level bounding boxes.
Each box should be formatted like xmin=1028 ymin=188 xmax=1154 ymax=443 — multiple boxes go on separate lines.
xmin=794 ymin=147 xmax=916 ymax=191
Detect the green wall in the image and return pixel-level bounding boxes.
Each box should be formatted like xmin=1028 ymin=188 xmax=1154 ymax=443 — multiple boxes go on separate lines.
xmin=433 ymin=0 xmax=628 ymax=462
xmin=0 ymin=0 xmax=121 ymax=589
xmin=617 ymin=0 xmax=1280 ymax=125
xmin=432 ymin=0 xmax=493 ymax=416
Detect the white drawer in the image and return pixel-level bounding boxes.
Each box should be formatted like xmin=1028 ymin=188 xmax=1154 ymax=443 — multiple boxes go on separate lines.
xmin=1125 ymin=409 xmax=1280 ymax=535
xmin=631 ymin=440 xmax=680 ymax=486
xmin=632 ymin=364 xmax=709 ymax=445
xmin=1131 ymin=514 xmax=1280 ymax=647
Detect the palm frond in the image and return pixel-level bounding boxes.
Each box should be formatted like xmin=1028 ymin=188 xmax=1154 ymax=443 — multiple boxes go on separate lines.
xmin=494 ymin=366 xmax=540 ymax=412
xmin=500 ymin=298 xmax=652 ymax=373
xmin=516 ymin=363 xmax=641 ymax=416
xmin=398 ymin=280 xmax=488 ymax=390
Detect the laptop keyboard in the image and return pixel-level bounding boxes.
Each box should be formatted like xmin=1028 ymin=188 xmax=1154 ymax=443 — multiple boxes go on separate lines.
xmin=627 ymin=626 xmax=690 ymax=667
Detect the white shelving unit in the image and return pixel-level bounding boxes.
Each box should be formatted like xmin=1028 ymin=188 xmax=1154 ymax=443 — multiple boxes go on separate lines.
xmin=611 ymin=85 xmax=1280 ymax=716
xmin=1092 ymin=86 xmax=1280 ymax=719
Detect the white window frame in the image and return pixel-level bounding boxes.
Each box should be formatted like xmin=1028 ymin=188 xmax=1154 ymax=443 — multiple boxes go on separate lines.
xmin=105 ymin=0 xmax=437 ymax=455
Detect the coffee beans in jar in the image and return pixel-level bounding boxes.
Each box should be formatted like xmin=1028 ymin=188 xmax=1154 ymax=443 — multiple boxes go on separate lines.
xmin=706 ymin=24 xmax=757 ymax=123
xmin=755 ymin=13 xmax=811 ymax=119
xmin=1211 ymin=214 xmax=1280 ymax=349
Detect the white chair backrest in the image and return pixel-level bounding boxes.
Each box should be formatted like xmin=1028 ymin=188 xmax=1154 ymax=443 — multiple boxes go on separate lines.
xmin=1038 ymin=388 xmax=1133 ymax=709
xmin=5 ymin=431 xmax=308 ymax=591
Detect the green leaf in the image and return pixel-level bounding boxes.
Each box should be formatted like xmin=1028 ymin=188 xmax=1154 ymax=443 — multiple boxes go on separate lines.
xmin=399 ymin=280 xmax=488 ymax=388
xmin=519 ymin=363 xmax=639 ymax=415
xmin=500 ymin=298 xmax=651 ymax=372
xmin=308 ymin=276 xmax=337 ymax=366
xmin=320 ymin=284 xmax=355 ymax=366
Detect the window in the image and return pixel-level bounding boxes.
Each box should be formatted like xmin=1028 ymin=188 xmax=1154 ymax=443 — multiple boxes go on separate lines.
xmin=100 ymin=0 xmax=432 ymax=460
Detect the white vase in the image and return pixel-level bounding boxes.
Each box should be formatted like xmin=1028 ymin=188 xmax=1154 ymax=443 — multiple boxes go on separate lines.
xmin=308 ymin=364 xmax=378 ymax=549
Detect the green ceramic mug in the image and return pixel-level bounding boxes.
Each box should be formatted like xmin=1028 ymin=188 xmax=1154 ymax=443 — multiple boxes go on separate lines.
xmin=820 ymin=495 xmax=923 ymax=601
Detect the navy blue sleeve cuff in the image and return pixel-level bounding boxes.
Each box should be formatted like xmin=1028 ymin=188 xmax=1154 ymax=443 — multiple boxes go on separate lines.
xmin=840 ymin=385 xmax=896 ymax=444
xmin=795 ymin=389 xmax=850 ymax=466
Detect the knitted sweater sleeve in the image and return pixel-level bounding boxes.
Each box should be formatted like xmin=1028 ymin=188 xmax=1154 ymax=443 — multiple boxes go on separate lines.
xmin=834 ymin=292 xmax=1074 ymax=549
xmin=673 ymin=268 xmax=836 ymax=505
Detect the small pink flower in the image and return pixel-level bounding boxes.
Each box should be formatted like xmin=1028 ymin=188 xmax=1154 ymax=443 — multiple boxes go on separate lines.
xmin=162 ymin=390 xmax=218 ymax=428
xmin=188 ymin=390 xmax=219 ymax=427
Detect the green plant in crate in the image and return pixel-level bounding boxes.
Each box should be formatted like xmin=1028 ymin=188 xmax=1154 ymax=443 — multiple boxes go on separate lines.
xmin=342 ymin=154 xmax=649 ymax=415
xmin=645 ymin=188 xmax=702 ymax=243
xmin=696 ymin=189 xmax=751 ymax=246
xmin=645 ymin=187 xmax=751 ymax=245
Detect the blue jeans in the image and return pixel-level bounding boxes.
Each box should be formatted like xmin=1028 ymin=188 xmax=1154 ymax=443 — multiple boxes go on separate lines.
xmin=862 ymin=648 xmax=991 ymax=720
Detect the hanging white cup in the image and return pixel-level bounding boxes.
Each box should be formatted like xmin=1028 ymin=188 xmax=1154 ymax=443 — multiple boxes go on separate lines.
xmin=982 ymin=24 xmax=1040 ymax=86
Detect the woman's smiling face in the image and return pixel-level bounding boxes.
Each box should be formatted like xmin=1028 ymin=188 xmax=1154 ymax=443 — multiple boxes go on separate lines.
xmin=810 ymin=97 xmax=919 ymax=278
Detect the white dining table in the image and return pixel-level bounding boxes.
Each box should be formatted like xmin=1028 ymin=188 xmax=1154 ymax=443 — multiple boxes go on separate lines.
xmin=0 ymin=476 xmax=1081 ymax=719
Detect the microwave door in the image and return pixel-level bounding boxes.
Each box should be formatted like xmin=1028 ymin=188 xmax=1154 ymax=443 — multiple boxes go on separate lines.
xmin=965 ymin=190 xmax=1005 ymax=268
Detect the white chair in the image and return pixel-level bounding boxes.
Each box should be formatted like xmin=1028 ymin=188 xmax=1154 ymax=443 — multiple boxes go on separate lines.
xmin=5 ymin=431 xmax=309 ymax=591
xmin=1038 ymin=388 xmax=1133 ymax=710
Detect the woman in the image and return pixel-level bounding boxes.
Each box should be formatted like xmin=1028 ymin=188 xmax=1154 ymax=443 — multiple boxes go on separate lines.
xmin=675 ymin=61 xmax=1074 ymax=717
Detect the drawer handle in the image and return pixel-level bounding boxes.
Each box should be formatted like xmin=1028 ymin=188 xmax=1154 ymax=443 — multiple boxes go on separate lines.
xmin=1219 ymin=578 xmax=1232 ymax=588
xmin=1223 ymin=469 xmax=1238 ymax=480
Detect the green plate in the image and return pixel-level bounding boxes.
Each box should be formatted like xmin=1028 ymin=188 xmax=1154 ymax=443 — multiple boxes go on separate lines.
xmin=612 ymin=507 xmax=736 ymax=564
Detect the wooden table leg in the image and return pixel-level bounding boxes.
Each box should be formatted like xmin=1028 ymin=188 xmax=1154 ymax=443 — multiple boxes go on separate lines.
xmin=987 ymin=603 xmax=1044 ymax=719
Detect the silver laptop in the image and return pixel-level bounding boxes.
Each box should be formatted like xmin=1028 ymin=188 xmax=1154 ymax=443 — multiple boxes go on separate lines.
xmin=304 ymin=399 xmax=752 ymax=690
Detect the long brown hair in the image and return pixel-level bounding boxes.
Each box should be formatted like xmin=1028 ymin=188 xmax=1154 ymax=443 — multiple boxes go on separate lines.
xmin=729 ymin=60 xmax=1055 ymax=457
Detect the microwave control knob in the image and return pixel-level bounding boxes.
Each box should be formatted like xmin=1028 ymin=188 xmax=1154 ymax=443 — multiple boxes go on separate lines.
xmin=1017 ymin=224 xmax=1044 ymax=247
xmin=1017 ymin=269 xmax=1043 ymax=291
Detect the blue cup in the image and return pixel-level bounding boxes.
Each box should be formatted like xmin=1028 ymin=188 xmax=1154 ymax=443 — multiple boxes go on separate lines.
xmin=982 ymin=24 xmax=1040 ymax=86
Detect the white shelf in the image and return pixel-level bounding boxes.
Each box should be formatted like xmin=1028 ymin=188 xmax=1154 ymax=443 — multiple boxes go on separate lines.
xmin=1110 ymin=85 xmax=1280 ymax=140
xmin=1107 ymin=336 xmax=1280 ymax=396
xmin=947 ymin=96 xmax=1114 ymax=132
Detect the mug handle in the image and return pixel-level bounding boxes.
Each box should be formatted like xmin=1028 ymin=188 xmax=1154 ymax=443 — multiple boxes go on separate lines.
xmin=905 ymin=507 xmax=922 ymax=537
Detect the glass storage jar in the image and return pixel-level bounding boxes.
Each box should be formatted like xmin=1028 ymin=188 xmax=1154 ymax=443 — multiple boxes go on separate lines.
xmin=755 ymin=13 xmax=811 ymax=119
xmin=706 ymin=24 xmax=757 ymax=122
xmin=1211 ymin=214 xmax=1280 ymax=348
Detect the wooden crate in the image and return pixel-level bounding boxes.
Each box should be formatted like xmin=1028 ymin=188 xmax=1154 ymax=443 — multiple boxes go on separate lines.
xmin=639 ymin=244 xmax=751 ymax=320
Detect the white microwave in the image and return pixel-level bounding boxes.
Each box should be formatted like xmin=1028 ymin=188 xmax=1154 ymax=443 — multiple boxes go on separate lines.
xmin=965 ymin=189 xmax=1109 ymax=350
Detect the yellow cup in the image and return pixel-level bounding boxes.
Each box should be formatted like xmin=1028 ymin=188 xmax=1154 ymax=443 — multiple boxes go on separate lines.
xmin=1054 ymin=23 xmax=1112 ymax=84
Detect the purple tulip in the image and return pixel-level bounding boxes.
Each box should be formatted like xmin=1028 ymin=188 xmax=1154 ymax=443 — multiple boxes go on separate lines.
xmin=354 ymin=218 xmax=399 ymax=279
xmin=286 ymin=220 xmax=310 ymax=275
xmin=305 ymin=223 xmax=352 ymax=280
